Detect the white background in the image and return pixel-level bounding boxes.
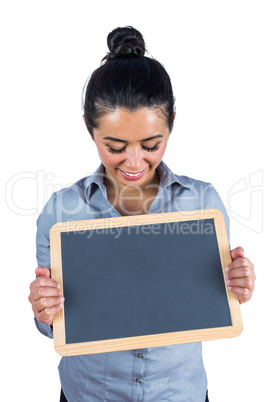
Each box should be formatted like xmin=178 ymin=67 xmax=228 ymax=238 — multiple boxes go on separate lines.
xmin=1 ymin=1 xmax=267 ymax=401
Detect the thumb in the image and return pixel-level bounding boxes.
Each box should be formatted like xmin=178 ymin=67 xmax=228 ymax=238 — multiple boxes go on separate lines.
xmin=35 ymin=266 xmax=51 ymax=278
xmin=230 ymin=246 xmax=245 ymax=261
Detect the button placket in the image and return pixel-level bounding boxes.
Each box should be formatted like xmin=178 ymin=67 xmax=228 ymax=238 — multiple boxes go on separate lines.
xmin=131 ymin=350 xmax=146 ymax=400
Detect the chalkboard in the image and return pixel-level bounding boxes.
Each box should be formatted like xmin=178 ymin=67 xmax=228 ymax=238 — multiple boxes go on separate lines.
xmin=50 ymin=209 xmax=243 ymax=356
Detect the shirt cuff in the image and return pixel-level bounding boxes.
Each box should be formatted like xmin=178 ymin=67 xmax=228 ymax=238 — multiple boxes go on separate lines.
xmin=34 ymin=316 xmax=54 ymax=339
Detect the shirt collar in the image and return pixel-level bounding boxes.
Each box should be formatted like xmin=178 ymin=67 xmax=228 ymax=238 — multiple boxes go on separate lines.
xmin=156 ymin=160 xmax=190 ymax=191
xmin=84 ymin=160 xmax=189 ymax=202
xmin=84 ymin=163 xmax=107 ymax=201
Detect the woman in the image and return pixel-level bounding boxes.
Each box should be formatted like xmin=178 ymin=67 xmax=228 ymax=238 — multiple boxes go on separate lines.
xmin=28 ymin=26 xmax=255 ymax=402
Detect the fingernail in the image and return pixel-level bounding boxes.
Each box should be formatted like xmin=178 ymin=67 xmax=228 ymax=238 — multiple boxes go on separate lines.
xmin=225 ymin=266 xmax=229 ymax=272
xmin=225 ymin=272 xmax=229 ymax=278
xmin=60 ymin=297 xmax=65 ymax=302
xmin=57 ymin=283 xmax=61 ymax=289
xmin=226 ymin=279 xmax=230 ymax=285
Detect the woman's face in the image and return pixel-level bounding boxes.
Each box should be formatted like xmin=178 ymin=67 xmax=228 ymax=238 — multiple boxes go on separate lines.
xmin=91 ymin=108 xmax=170 ymax=193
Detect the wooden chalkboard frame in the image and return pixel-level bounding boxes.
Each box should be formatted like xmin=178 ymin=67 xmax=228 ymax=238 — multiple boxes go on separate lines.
xmin=50 ymin=209 xmax=243 ymax=357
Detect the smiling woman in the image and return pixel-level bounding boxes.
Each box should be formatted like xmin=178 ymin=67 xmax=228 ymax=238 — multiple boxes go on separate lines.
xmin=28 ymin=26 xmax=255 ymax=402
xmin=91 ymin=108 xmax=170 ymax=215
xmin=81 ymin=26 xmax=175 ymax=217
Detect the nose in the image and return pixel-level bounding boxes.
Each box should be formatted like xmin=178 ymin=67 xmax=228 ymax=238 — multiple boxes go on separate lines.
xmin=124 ymin=146 xmax=143 ymax=169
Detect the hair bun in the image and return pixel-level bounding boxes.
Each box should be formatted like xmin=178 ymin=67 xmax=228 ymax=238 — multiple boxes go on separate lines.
xmin=103 ymin=26 xmax=146 ymax=62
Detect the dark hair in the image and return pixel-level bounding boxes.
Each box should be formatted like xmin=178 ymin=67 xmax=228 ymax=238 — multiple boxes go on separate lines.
xmin=82 ymin=26 xmax=175 ymax=138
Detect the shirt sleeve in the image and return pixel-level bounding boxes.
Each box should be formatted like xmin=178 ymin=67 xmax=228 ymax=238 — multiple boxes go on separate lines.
xmin=34 ymin=193 xmax=57 ymax=339
xmin=209 ymin=185 xmax=230 ymax=245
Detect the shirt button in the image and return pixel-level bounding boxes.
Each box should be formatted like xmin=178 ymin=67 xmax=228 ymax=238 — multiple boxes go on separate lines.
xmin=136 ymin=378 xmax=142 ymax=384
xmin=137 ymin=353 xmax=144 ymax=359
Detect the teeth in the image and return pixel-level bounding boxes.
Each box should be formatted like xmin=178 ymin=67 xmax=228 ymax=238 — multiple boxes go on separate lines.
xmin=123 ymin=171 xmax=141 ymax=177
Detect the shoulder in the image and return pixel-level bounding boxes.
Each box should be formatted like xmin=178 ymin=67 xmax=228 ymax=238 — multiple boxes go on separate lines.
xmin=53 ymin=176 xmax=89 ymax=204
xmin=51 ymin=163 xmax=104 ymax=208
xmin=37 ymin=175 xmax=90 ymax=226
xmin=172 ymin=173 xmax=216 ymax=202
xmin=171 ymin=172 xmax=230 ymax=241
xmin=173 ymin=173 xmax=212 ymax=189
xmin=174 ymin=172 xmax=226 ymax=205
xmin=159 ymin=161 xmax=213 ymax=194
xmin=172 ymin=171 xmax=229 ymax=214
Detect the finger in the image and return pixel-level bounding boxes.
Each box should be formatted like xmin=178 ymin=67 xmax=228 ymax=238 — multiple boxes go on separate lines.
xmin=227 ymin=257 xmax=253 ymax=272
xmin=225 ymin=266 xmax=252 ymax=280
xmin=35 ymin=295 xmax=65 ymax=312
xmin=35 ymin=302 xmax=64 ymax=325
xmin=31 ymin=294 xmax=64 ymax=317
xmin=30 ymin=276 xmax=60 ymax=293
xmin=225 ymin=264 xmax=255 ymax=288
xmin=35 ymin=266 xmax=51 ymax=278
xmin=228 ymin=286 xmax=252 ymax=304
xmin=230 ymin=247 xmax=245 ymax=261
xmin=226 ymin=276 xmax=254 ymax=291
xmin=30 ymin=285 xmax=62 ymax=303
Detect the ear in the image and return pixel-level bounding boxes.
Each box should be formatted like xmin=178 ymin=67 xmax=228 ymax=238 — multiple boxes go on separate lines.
xmin=82 ymin=114 xmax=86 ymax=124
xmin=173 ymin=112 xmax=176 ymax=121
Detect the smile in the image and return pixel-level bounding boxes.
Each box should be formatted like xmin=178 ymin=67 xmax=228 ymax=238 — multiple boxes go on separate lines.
xmin=119 ymin=168 xmax=147 ymax=180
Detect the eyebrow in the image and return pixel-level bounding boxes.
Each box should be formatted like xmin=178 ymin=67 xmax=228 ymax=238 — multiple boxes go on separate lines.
xmin=103 ymin=134 xmax=163 ymax=143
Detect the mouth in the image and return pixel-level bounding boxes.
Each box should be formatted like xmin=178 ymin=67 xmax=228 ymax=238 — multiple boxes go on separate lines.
xmin=119 ymin=168 xmax=147 ymax=180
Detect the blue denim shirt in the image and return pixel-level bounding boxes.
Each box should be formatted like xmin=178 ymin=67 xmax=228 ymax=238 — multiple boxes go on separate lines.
xmin=35 ymin=160 xmax=229 ymax=402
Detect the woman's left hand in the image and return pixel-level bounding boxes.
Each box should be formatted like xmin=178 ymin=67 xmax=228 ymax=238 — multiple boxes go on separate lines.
xmin=225 ymin=247 xmax=256 ymax=304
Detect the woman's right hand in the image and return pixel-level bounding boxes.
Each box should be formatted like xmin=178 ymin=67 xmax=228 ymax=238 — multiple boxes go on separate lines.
xmin=28 ymin=266 xmax=64 ymax=326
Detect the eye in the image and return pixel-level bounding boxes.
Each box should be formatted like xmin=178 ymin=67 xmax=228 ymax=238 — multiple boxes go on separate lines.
xmin=142 ymin=144 xmax=160 ymax=152
xmin=107 ymin=143 xmax=160 ymax=154
xmin=107 ymin=146 xmax=126 ymax=154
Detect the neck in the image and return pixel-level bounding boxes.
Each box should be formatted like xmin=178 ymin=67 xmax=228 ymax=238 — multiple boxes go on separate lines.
xmin=104 ymin=169 xmax=160 ymax=215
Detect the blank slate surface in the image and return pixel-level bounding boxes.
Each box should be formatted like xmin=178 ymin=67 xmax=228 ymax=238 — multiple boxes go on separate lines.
xmin=50 ymin=210 xmax=243 ymax=356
